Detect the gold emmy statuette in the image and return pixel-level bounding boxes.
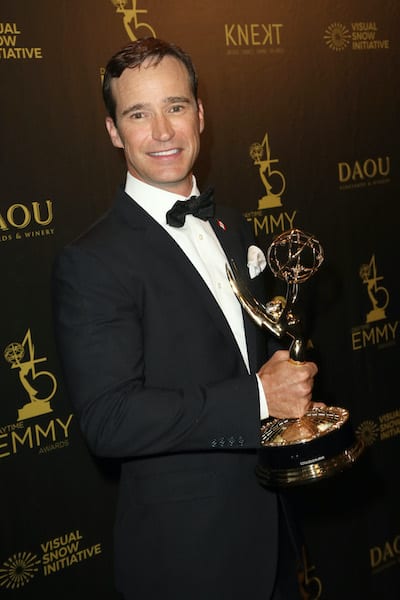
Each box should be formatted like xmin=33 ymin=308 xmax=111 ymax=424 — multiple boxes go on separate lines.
xmin=226 ymin=229 xmax=364 ymax=487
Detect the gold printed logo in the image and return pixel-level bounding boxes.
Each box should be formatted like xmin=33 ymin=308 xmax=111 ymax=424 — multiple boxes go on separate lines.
xmin=110 ymin=0 xmax=156 ymax=41
xmin=359 ymin=255 xmax=389 ymax=323
xmin=4 ymin=329 xmax=57 ymax=421
xmin=225 ymin=24 xmax=283 ymax=47
xmin=0 ymin=22 xmax=43 ymax=60
xmin=338 ymin=156 xmax=390 ymax=190
xmin=370 ymin=535 xmax=400 ymax=574
xmin=356 ymin=420 xmax=379 ymax=447
xmin=323 ymin=23 xmax=351 ymax=51
xmin=357 ymin=410 xmax=400 ymax=446
xmin=324 ymin=21 xmax=389 ymax=52
xmin=351 ymin=254 xmax=398 ymax=352
xmin=0 ymin=199 xmax=55 ymax=243
xmin=0 ymin=530 xmax=102 ymax=588
xmin=245 ymin=132 xmax=296 ymax=239
xmin=298 ymin=545 xmax=322 ymax=600
xmin=0 ymin=552 xmax=40 ymax=589
xmin=249 ymin=133 xmax=286 ymax=209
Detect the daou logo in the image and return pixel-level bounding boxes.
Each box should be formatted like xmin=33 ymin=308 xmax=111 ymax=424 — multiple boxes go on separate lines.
xmin=338 ymin=156 xmax=390 ymax=183
xmin=0 ymin=200 xmax=53 ymax=231
xmin=370 ymin=535 xmax=400 ymax=569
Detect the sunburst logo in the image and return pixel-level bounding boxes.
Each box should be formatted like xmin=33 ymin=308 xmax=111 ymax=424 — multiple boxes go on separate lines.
xmin=356 ymin=420 xmax=379 ymax=446
xmin=0 ymin=552 xmax=41 ymax=589
xmin=324 ymin=23 xmax=351 ymax=51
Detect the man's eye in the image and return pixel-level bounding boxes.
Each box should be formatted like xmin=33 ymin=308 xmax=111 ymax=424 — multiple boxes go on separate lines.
xmin=170 ymin=105 xmax=184 ymax=113
xmin=131 ymin=112 xmax=145 ymax=119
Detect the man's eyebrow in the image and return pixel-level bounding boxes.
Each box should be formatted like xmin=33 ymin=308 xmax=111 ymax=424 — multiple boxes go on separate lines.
xmin=121 ymin=96 xmax=191 ymax=116
xmin=121 ymin=103 xmax=149 ymax=116
xmin=164 ymin=96 xmax=191 ymax=104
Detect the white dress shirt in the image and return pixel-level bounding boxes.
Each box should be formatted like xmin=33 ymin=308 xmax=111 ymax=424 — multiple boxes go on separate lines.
xmin=125 ymin=173 xmax=268 ymax=419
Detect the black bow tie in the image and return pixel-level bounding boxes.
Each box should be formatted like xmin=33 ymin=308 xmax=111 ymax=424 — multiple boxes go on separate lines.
xmin=166 ymin=187 xmax=215 ymax=227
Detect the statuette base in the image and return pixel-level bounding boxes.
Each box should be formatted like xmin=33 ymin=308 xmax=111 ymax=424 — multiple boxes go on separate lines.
xmin=256 ymin=407 xmax=364 ymax=487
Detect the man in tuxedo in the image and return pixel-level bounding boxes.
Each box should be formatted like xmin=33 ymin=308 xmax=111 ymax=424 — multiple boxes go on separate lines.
xmin=53 ymin=38 xmax=318 ymax=599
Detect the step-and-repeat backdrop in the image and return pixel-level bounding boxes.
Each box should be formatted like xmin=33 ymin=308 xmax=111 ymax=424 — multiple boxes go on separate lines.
xmin=1 ymin=1 xmax=399 ymax=598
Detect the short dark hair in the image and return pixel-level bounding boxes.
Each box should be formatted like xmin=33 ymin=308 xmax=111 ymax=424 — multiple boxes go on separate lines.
xmin=102 ymin=37 xmax=199 ymax=122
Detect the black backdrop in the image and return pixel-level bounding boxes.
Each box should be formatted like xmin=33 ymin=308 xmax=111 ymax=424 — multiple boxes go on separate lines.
xmin=1 ymin=1 xmax=399 ymax=598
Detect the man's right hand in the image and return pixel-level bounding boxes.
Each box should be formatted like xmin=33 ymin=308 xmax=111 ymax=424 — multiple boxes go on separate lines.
xmin=257 ymin=350 xmax=321 ymax=419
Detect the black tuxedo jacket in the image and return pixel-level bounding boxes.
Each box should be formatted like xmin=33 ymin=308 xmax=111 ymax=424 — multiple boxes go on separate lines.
xmin=53 ymin=187 xmax=292 ymax=599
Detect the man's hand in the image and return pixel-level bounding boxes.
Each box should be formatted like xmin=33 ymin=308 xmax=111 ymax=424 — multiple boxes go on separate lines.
xmin=257 ymin=350 xmax=320 ymax=419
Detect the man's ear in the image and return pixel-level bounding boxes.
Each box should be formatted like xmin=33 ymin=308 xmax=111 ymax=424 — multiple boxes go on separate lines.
xmin=197 ymin=99 xmax=205 ymax=134
xmin=105 ymin=117 xmax=124 ymax=149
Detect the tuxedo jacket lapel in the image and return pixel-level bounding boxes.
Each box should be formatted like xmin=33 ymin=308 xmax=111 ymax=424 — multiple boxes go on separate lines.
xmin=210 ymin=214 xmax=260 ymax=374
xmin=113 ymin=189 xmax=250 ymax=373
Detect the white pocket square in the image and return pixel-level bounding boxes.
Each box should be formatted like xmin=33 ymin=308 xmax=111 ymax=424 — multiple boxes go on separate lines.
xmin=247 ymin=245 xmax=267 ymax=279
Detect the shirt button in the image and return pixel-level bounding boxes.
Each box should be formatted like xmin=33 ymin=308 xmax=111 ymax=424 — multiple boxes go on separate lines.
xmin=198 ymin=234 xmax=203 ymax=240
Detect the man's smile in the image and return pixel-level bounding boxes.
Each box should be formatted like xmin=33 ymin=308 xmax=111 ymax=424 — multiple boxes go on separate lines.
xmin=148 ymin=148 xmax=180 ymax=157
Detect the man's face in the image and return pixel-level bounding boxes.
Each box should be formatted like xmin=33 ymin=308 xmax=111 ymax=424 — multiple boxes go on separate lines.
xmin=106 ymin=56 xmax=204 ymax=197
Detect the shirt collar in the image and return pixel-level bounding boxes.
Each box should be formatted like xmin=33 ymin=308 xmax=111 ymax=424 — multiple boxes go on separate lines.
xmin=124 ymin=172 xmax=199 ymax=227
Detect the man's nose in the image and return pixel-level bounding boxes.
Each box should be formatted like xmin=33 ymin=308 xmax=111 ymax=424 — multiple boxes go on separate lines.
xmin=152 ymin=114 xmax=174 ymax=141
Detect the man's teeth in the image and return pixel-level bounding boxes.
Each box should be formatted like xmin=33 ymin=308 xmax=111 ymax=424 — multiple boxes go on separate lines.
xmin=151 ymin=149 xmax=179 ymax=157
